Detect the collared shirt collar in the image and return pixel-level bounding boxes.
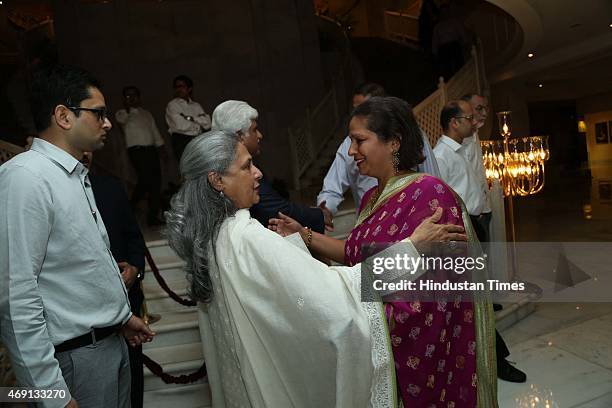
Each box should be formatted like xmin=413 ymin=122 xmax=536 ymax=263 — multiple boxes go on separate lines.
xmin=439 ymin=134 xmax=463 ymax=152
xmin=174 ymin=97 xmax=193 ymax=104
xmin=30 ymin=137 xmax=82 ymax=175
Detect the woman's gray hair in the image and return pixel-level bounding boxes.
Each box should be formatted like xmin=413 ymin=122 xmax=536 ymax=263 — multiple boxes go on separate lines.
xmin=164 ymin=130 xmax=240 ymax=303
xmin=211 ymin=100 xmax=258 ymax=135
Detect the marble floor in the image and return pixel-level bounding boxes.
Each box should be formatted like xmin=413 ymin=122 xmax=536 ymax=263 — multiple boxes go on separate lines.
xmin=498 ymin=168 xmax=612 ymax=408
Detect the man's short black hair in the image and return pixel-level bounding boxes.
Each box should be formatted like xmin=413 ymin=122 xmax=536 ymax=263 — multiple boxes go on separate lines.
xmin=353 ymin=82 xmax=386 ymax=98
xmin=460 ymin=93 xmax=482 ymax=102
xmin=440 ymin=100 xmax=463 ymax=132
xmin=29 ymin=64 xmax=101 ymax=133
xmin=122 ymin=85 xmax=140 ymax=97
xmin=351 ymin=96 xmax=425 ymax=171
xmin=173 ymin=75 xmax=194 ymax=89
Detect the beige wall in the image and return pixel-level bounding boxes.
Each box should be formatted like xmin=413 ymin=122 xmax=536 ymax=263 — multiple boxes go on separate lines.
xmin=578 ymin=93 xmax=612 ymax=212
xmin=583 ymin=111 xmax=612 ymax=180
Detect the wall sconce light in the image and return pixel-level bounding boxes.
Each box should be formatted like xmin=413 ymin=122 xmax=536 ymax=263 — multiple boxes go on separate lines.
xmin=577 ymin=116 xmax=587 ymax=133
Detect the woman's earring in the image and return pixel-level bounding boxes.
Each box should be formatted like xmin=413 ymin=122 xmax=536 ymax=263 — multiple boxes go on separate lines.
xmin=392 ymin=151 xmax=400 ymax=174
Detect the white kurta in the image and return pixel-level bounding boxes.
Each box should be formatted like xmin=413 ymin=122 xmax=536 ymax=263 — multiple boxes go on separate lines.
xmin=199 ymin=209 xmax=396 ymax=408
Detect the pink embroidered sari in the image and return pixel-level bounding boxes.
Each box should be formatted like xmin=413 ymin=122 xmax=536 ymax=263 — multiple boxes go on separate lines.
xmin=345 ymin=173 xmax=497 ymax=407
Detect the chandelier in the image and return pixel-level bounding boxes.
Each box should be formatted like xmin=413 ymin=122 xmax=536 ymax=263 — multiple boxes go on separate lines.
xmin=481 ymin=111 xmax=550 ymax=197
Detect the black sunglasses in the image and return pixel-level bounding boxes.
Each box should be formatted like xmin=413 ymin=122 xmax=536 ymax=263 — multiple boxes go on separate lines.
xmin=67 ymin=106 xmax=109 ymax=122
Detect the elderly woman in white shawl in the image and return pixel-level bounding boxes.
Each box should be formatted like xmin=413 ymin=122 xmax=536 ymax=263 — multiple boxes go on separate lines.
xmin=165 ymin=130 xmax=466 ymax=408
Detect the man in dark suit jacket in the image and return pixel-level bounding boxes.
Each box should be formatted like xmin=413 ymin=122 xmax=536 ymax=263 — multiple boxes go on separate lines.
xmin=211 ymin=100 xmax=331 ymax=234
xmin=87 ymin=154 xmax=146 ymax=408
xmin=251 ymin=176 xmax=326 ymax=234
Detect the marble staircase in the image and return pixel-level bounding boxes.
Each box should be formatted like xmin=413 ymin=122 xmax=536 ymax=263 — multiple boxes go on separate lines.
xmin=142 ymin=239 xmax=209 ymax=408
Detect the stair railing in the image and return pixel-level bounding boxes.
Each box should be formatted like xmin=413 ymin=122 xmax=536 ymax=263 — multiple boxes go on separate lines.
xmin=383 ymin=0 xmax=423 ymax=45
xmin=413 ymin=42 xmax=488 ymax=148
xmin=0 ymin=139 xmax=25 ymax=167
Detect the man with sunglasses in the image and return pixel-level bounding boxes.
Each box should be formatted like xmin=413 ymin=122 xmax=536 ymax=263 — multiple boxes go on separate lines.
xmin=0 ymin=65 xmax=155 ymax=408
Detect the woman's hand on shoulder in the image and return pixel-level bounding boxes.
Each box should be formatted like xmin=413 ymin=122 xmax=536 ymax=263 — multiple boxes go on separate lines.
xmin=268 ymin=212 xmax=303 ymax=237
xmin=409 ymin=207 xmax=467 ymax=250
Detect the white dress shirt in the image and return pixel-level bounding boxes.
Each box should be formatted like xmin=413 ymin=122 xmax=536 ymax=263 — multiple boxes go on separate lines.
xmin=461 ymin=132 xmax=491 ymax=213
xmin=316 ymin=136 xmax=377 ymax=215
xmin=165 ymin=97 xmax=211 ymax=136
xmin=115 ymin=107 xmax=165 ymax=148
xmin=0 ymin=138 xmax=132 ymax=407
xmin=434 ymin=135 xmax=487 ymax=216
xmin=316 ymin=131 xmax=441 ymax=215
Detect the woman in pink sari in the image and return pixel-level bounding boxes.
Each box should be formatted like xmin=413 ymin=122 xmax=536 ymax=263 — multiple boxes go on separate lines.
xmin=270 ymin=97 xmax=497 ymax=407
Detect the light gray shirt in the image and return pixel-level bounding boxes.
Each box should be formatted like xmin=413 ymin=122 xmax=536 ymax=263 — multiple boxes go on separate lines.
xmin=0 ymin=138 xmax=131 ymax=408
xmin=115 ymin=107 xmax=165 ymax=148
xmin=317 ymin=131 xmax=441 ymax=214
xmin=461 ymin=132 xmax=491 ymax=213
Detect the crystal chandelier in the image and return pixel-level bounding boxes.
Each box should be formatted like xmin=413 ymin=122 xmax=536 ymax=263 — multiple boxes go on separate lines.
xmin=481 ymin=111 xmax=550 ymax=197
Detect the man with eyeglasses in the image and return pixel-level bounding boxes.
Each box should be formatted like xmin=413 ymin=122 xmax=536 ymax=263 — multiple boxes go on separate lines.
xmin=460 ymin=93 xmax=492 ymax=240
xmin=434 ymin=100 xmax=487 ymax=223
xmin=435 ymin=99 xmax=527 ymax=384
xmin=0 ymin=65 xmax=155 ymax=408
xmin=459 ymin=93 xmax=528 ymax=384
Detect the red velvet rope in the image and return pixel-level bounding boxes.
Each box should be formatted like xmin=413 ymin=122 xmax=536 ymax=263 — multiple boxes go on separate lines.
xmin=144 ymin=247 xmax=196 ymax=307
xmin=143 ymin=246 xmax=205 ymax=384
xmin=142 ymin=354 xmax=207 ymax=384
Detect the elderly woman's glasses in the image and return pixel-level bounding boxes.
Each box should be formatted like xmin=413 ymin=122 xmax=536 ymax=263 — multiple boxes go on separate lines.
xmin=67 ymin=107 xmax=109 ymax=122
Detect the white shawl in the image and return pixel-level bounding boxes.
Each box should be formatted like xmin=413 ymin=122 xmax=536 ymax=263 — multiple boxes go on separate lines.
xmin=198 ymin=209 xmax=397 ymax=408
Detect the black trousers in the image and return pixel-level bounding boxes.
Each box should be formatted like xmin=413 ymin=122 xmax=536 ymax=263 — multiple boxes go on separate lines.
xmin=127 ymin=146 xmax=161 ymax=223
xmin=127 ymin=285 xmax=144 ymax=408
xmin=469 ymin=212 xmax=511 ymax=363
xmin=171 ymin=133 xmax=195 ymax=163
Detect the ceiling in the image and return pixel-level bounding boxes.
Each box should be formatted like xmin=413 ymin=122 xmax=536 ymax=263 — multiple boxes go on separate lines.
xmin=487 ymin=0 xmax=612 ymax=101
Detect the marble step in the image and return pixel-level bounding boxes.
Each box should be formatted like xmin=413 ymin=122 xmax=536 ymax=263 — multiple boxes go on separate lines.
xmin=143 ymin=260 xmax=187 ymax=288
xmin=143 ymin=382 xmax=211 ymax=408
xmin=142 ymin=264 xmax=193 ymax=315
xmin=147 ymin=239 xmax=182 ymax=264
xmin=144 ymin=284 xmax=195 ymax=314
xmin=143 ymin=309 xmax=200 ymax=349
xmin=142 ymin=269 xmax=189 ymax=295
xmin=143 ymin=341 xmax=204 ymax=392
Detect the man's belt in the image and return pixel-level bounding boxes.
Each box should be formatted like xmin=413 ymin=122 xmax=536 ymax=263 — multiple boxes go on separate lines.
xmin=54 ymin=323 xmax=122 ymax=353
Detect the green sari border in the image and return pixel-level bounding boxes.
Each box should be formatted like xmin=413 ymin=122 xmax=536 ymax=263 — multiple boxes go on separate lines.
xmin=355 ymin=173 xmax=423 ymax=228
